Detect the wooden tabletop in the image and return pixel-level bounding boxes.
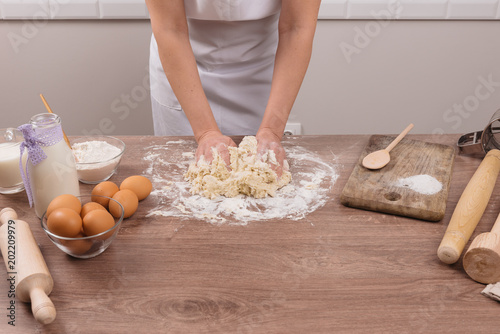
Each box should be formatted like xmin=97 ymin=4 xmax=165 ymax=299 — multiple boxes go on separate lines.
xmin=1 ymin=135 xmax=499 ymax=333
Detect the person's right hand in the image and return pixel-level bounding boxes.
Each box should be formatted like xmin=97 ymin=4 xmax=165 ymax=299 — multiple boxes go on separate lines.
xmin=196 ymin=130 xmax=237 ymax=167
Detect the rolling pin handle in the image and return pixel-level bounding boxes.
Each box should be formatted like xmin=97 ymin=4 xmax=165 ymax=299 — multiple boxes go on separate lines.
xmin=30 ymin=287 xmax=56 ymax=325
xmin=0 ymin=208 xmax=17 ymax=226
xmin=437 ymin=149 xmax=500 ymax=264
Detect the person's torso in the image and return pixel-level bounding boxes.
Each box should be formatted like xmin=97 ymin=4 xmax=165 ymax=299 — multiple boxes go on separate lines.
xmin=185 ymin=0 xmax=281 ymax=67
xmin=150 ymin=0 xmax=281 ymax=114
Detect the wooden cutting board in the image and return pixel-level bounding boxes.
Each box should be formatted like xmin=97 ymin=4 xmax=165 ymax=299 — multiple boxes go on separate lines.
xmin=340 ymin=135 xmax=456 ymax=221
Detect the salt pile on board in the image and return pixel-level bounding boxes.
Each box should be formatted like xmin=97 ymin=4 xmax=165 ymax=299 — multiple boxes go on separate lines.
xmin=142 ymin=139 xmax=339 ymax=225
xmin=395 ymin=174 xmax=442 ymax=195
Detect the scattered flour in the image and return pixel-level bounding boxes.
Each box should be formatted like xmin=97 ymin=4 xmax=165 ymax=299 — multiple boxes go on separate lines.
xmin=142 ymin=139 xmax=339 ymax=225
xmin=164 ymin=140 xmax=188 ymax=145
xmin=182 ymin=152 xmax=195 ymax=158
xmin=395 ymin=174 xmax=443 ymax=195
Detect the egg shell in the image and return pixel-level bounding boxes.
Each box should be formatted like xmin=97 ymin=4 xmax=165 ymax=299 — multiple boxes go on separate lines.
xmin=83 ymin=210 xmax=116 ymax=240
xmin=46 ymin=194 xmax=81 ymax=217
xmin=60 ymin=233 xmax=93 ymax=255
xmin=109 ymin=189 xmax=138 ymax=219
xmin=91 ymin=181 xmax=119 ymax=208
xmin=81 ymin=202 xmax=107 ymax=219
xmin=120 ymin=175 xmax=152 ymax=201
xmin=47 ymin=208 xmax=83 ymax=238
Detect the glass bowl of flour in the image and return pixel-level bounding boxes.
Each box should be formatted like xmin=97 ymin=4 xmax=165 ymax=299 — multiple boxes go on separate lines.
xmin=71 ymin=136 xmax=125 ymax=184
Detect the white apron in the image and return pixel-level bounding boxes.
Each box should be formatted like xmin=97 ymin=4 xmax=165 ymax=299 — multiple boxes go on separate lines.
xmin=149 ymin=0 xmax=282 ymax=136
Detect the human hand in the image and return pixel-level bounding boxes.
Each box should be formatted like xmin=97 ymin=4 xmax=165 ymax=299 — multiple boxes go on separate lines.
xmin=196 ymin=130 xmax=237 ymax=166
xmin=256 ymin=129 xmax=287 ymax=178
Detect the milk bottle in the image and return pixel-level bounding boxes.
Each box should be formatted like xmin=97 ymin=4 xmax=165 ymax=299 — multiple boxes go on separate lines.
xmin=18 ymin=113 xmax=80 ymax=218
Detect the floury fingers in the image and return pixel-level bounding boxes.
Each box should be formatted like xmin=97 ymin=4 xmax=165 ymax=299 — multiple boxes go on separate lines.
xmin=184 ymin=136 xmax=292 ymax=199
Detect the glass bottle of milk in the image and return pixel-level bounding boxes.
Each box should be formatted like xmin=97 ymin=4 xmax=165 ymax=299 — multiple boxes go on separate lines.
xmin=23 ymin=113 xmax=80 ymax=218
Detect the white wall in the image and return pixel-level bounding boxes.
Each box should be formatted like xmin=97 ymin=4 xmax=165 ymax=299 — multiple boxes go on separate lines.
xmin=294 ymin=19 xmax=500 ymax=135
xmin=0 ymin=20 xmax=154 ymax=136
xmin=1 ymin=19 xmax=499 ymax=136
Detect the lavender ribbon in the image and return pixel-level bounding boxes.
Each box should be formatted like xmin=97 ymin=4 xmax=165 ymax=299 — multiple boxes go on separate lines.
xmin=17 ymin=123 xmax=63 ymax=207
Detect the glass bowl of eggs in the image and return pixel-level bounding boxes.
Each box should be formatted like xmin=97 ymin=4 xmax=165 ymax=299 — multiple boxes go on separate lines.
xmin=40 ymin=194 xmax=124 ymax=259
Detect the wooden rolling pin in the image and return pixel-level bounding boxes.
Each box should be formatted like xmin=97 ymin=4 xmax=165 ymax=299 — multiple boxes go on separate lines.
xmin=0 ymin=208 xmax=56 ymax=324
xmin=463 ymin=211 xmax=500 ymax=284
xmin=437 ymin=149 xmax=500 ymax=264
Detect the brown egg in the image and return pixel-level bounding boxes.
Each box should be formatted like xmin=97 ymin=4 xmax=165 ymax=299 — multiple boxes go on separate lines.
xmin=120 ymin=175 xmax=152 ymax=201
xmin=60 ymin=233 xmax=93 ymax=255
xmin=109 ymin=189 xmax=138 ymax=219
xmin=83 ymin=210 xmax=116 ymax=240
xmin=47 ymin=208 xmax=82 ymax=238
xmin=46 ymin=194 xmax=81 ymax=217
xmin=91 ymin=181 xmax=119 ymax=208
xmin=80 ymin=202 xmax=107 ymax=219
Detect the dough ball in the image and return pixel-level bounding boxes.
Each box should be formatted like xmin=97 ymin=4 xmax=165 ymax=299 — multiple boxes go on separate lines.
xmin=184 ymin=136 xmax=291 ymax=199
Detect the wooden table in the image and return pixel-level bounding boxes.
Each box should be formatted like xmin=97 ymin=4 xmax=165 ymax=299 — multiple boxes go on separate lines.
xmin=1 ymin=135 xmax=499 ymax=333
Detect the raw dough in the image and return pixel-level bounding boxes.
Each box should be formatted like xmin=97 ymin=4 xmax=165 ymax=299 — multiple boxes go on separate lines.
xmin=184 ymin=136 xmax=291 ymax=199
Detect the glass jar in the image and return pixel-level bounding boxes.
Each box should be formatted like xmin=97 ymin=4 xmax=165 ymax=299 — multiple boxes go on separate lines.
xmin=21 ymin=113 xmax=80 ymax=218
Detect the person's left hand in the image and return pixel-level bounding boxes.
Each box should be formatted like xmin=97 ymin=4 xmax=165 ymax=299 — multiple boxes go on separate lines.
xmin=256 ymin=128 xmax=287 ymax=178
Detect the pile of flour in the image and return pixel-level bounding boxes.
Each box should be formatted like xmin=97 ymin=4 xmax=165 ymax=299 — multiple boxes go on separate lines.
xmin=72 ymin=140 xmax=122 ymax=163
xmin=143 ymin=139 xmax=339 ymax=225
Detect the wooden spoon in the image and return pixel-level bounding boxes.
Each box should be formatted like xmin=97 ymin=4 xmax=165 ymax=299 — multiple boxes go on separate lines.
xmin=362 ymin=123 xmax=414 ymax=170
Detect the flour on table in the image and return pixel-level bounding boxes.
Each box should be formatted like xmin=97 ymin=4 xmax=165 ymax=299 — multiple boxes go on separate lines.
xmin=184 ymin=136 xmax=291 ymax=199
xmin=143 ymin=139 xmax=339 ymax=225
xmin=395 ymin=174 xmax=442 ymax=195
xmin=182 ymin=152 xmax=195 ymax=158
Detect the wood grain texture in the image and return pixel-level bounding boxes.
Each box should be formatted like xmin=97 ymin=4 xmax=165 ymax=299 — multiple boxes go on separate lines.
xmin=341 ymin=135 xmax=456 ymax=222
xmin=0 ymin=135 xmax=499 ymax=334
